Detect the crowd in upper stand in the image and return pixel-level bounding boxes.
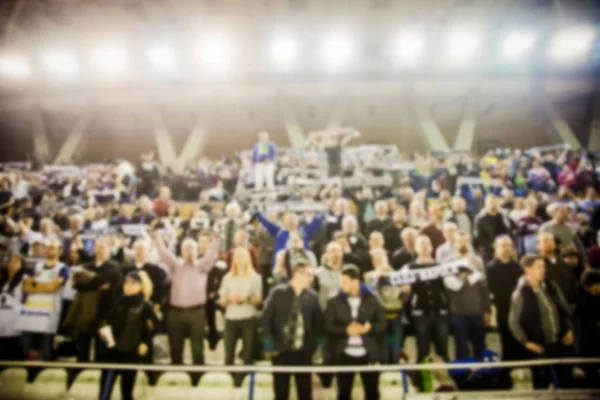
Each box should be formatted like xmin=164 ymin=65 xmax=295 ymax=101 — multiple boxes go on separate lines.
xmin=0 ymin=131 xmax=600 ymax=400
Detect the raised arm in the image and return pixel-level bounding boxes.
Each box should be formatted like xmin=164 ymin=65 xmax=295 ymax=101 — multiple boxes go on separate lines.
xmin=256 ymin=212 xmax=280 ymax=237
xmin=195 ymin=236 xmax=221 ymax=273
xmin=305 ymin=214 xmax=325 ymax=238
xmin=152 ymin=231 xmax=178 ymax=273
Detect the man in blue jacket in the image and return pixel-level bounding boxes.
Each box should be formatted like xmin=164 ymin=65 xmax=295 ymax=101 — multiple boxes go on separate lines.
xmin=252 ymin=131 xmax=277 ymax=191
xmin=256 ymin=211 xmax=325 ymax=271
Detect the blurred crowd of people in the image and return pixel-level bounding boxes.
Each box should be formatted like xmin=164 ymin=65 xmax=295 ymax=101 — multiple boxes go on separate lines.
xmin=0 ymin=135 xmax=600 ymax=400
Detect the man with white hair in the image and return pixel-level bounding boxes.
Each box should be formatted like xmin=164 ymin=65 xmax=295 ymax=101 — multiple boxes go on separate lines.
xmin=367 ymin=200 xmax=392 ymax=236
xmin=132 ymin=196 xmax=156 ymax=225
xmin=341 ymin=214 xmax=368 ymax=253
xmin=153 ymin=228 xmax=220 ymax=372
xmin=436 ymin=222 xmax=459 ymax=263
xmin=252 ymin=131 xmax=277 ymax=190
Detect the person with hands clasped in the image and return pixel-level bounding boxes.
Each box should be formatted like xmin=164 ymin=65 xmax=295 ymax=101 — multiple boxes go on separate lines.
xmin=508 ymin=254 xmax=575 ymax=389
xmin=97 ymin=271 xmax=157 ymax=400
xmin=324 ymin=264 xmax=386 ymax=400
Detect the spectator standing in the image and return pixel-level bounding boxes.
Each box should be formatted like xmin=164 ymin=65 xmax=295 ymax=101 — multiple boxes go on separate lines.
xmin=577 ymin=267 xmax=600 ymax=387
xmin=366 ymin=200 xmax=392 ymax=236
xmin=219 ymin=248 xmax=262 ymax=369
xmin=97 ymin=271 xmax=157 ymax=400
xmin=391 ymin=228 xmax=418 ymax=270
xmin=131 ymin=196 xmax=157 ymax=225
xmin=262 ymin=262 xmax=323 ymax=400
xmin=487 ymin=236 xmax=525 ymax=362
xmin=447 ymin=197 xmax=472 ymax=236
xmin=406 ymin=235 xmax=450 ymax=362
xmin=474 ymin=194 xmax=512 ymax=262
xmin=63 ymin=236 xmax=121 ymax=363
xmin=516 ymin=198 xmax=543 ymax=255
xmin=537 ymin=232 xmax=579 ymax=307
xmin=153 ymin=229 xmax=220 ymax=371
xmin=419 ymin=203 xmax=446 ymax=255
xmin=256 ymin=211 xmax=324 ymax=270
xmin=443 ymin=233 xmax=491 ymax=359
xmin=0 ymin=253 xmax=27 ymax=360
xmin=152 ymin=186 xmax=171 ymax=218
xmin=256 ymin=211 xmax=276 ymax=298
xmin=222 ymin=202 xmax=247 ymax=252
xmin=508 ymin=255 xmax=575 ymax=389
xmin=383 ymin=206 xmax=409 ymax=254
xmin=341 ymin=215 xmax=368 ymax=253
xmin=435 ymin=222 xmax=458 ymax=263
xmin=252 ymin=131 xmax=277 ymax=190
xmin=19 ymin=239 xmax=69 ymax=360
xmin=325 ymin=265 xmax=385 ymax=400
xmin=314 ymin=241 xmax=344 ymax=309
xmin=540 ymin=203 xmax=588 ymax=263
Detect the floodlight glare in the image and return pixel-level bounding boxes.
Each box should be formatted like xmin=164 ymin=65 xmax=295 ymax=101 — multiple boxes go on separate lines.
xmin=549 ymin=27 xmax=595 ymax=62
xmin=503 ymin=33 xmax=535 ymax=59
xmin=321 ymin=34 xmax=354 ymax=70
xmin=91 ymin=45 xmax=128 ymax=75
xmin=0 ymin=56 xmax=30 ymax=78
xmin=445 ymin=31 xmax=480 ymax=63
xmin=42 ymin=51 xmax=79 ymax=77
xmin=270 ymin=35 xmax=298 ymax=68
xmin=199 ymin=34 xmax=234 ymax=72
xmin=393 ymin=32 xmax=424 ymax=63
xmin=147 ymin=45 xmax=175 ymax=70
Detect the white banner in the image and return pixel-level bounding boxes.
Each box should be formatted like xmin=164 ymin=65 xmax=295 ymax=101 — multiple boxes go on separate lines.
xmin=387 ymin=259 xmax=479 ymax=286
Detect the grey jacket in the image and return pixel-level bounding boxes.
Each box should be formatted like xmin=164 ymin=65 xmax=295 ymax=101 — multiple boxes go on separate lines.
xmin=443 ymin=254 xmax=491 ymax=315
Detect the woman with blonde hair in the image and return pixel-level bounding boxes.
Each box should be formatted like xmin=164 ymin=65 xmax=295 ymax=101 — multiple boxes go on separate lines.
xmin=219 ymin=248 xmax=262 ymax=368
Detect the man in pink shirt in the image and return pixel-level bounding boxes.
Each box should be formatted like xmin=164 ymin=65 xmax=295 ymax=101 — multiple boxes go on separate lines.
xmin=153 ymin=230 xmax=220 ymax=371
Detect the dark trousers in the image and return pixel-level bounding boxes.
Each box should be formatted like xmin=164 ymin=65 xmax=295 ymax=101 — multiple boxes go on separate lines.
xmin=206 ymin=299 xmax=222 ymax=350
xmin=382 ymin=315 xmax=404 ymax=364
xmin=272 ymin=350 xmax=312 ymax=400
xmin=451 ymin=315 xmax=486 ymax=360
xmin=21 ymin=333 xmax=54 ymax=360
xmin=0 ymin=337 xmax=25 ymax=360
xmin=224 ymin=318 xmax=255 ymax=365
xmin=336 ymin=353 xmax=379 ymax=400
xmin=413 ymin=315 xmax=450 ymax=362
xmin=98 ymin=351 xmax=138 ymax=400
xmin=166 ymin=306 xmax=206 ymax=365
xmin=530 ymin=343 xmax=574 ymax=389
xmin=77 ymin=332 xmax=109 ymax=362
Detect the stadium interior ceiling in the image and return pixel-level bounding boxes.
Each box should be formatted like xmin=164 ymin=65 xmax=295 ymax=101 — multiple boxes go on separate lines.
xmin=0 ymin=0 xmax=599 ymax=163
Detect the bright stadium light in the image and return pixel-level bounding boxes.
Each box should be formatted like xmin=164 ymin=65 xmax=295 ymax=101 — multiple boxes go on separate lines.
xmin=147 ymin=45 xmax=175 ymax=70
xmin=503 ymin=33 xmax=535 ymax=60
xmin=444 ymin=31 xmax=480 ymax=64
xmin=270 ymin=35 xmax=298 ymax=69
xmin=42 ymin=51 xmax=79 ymax=77
xmin=91 ymin=45 xmax=128 ymax=76
xmin=0 ymin=55 xmax=30 ymax=78
xmin=198 ymin=34 xmax=234 ymax=73
xmin=549 ymin=27 xmax=595 ymax=63
xmin=321 ymin=34 xmax=354 ymax=70
xmin=393 ymin=32 xmax=424 ymax=64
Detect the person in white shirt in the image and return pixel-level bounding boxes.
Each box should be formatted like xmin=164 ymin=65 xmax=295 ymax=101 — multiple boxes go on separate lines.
xmin=19 ymin=239 xmax=69 ymax=360
xmin=436 ymin=222 xmax=458 ymax=263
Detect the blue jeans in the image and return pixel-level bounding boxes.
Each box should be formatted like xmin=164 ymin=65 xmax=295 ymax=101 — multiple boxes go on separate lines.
xmin=451 ymin=315 xmax=486 ymax=360
xmin=381 ymin=314 xmax=404 ymax=364
xmin=21 ymin=333 xmax=54 ymax=361
xmin=413 ymin=315 xmax=450 ymax=362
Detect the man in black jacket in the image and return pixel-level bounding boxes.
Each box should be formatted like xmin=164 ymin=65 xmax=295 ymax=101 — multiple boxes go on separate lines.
xmin=324 ymin=264 xmax=385 ymax=400
xmin=474 ymin=194 xmax=511 ymax=262
xmin=71 ymin=236 xmax=122 ymax=363
xmin=262 ymin=262 xmax=323 ymax=400
xmin=383 ymin=206 xmax=408 ymax=254
xmin=121 ymin=239 xmax=166 ymax=311
xmin=508 ymin=254 xmax=575 ymax=389
xmin=486 ymin=235 xmax=525 ymax=386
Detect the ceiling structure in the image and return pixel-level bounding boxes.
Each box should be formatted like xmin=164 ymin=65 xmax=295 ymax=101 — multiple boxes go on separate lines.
xmin=0 ymin=0 xmax=598 ymax=163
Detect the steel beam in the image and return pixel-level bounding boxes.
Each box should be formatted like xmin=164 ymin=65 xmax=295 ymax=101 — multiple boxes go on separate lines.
xmin=178 ymin=104 xmax=216 ymax=165
xmin=53 ymin=108 xmax=93 ymax=164
xmin=412 ymin=101 xmax=451 ymax=152
xmin=326 ymin=86 xmax=349 ymax=130
xmin=588 ymin=88 xmax=600 ymax=151
xmin=31 ymin=105 xmax=52 ymax=163
xmin=277 ymin=91 xmax=306 ymax=148
xmin=453 ymin=93 xmax=479 ymax=151
xmin=151 ymin=104 xmax=178 ymax=168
